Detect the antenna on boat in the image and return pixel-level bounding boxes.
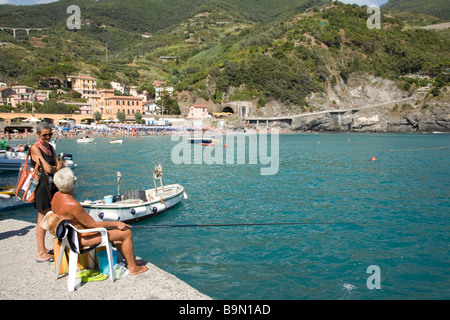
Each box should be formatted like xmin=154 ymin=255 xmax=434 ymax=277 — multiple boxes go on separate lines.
xmin=153 ymin=164 xmax=163 ymax=192
xmin=117 ymin=171 xmax=121 ymax=196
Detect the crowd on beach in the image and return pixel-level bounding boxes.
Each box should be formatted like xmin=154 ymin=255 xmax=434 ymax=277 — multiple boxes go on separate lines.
xmin=3 ymin=123 xmax=295 ymax=143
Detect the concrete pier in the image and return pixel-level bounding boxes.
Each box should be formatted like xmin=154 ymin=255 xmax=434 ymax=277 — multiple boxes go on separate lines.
xmin=0 ymin=219 xmax=211 ymax=300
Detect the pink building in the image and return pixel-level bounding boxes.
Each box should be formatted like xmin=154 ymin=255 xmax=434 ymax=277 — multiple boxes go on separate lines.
xmin=187 ymin=104 xmax=208 ymax=119
xmin=35 ymin=90 xmax=51 ymax=103
xmin=10 ymin=86 xmax=35 ymax=108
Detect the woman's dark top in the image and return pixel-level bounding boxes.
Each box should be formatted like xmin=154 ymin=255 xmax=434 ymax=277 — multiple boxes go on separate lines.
xmin=31 ymin=144 xmax=59 ymax=212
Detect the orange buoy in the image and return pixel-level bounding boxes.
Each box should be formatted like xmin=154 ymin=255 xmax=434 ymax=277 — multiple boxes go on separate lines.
xmin=370 ymin=157 xmax=377 ymax=161
xmin=17 ymin=144 xmax=25 ymax=152
xmin=223 ymin=144 xmax=227 ymax=148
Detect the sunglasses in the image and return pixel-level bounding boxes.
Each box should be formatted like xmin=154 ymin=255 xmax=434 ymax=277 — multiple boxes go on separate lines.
xmin=41 ymin=133 xmax=53 ymax=138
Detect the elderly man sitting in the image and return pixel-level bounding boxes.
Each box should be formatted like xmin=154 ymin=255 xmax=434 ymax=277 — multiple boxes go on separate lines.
xmin=52 ymin=167 xmax=147 ymax=276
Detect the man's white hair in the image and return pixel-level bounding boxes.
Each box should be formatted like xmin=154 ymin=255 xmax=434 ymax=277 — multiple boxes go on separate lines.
xmin=53 ymin=167 xmax=75 ymax=193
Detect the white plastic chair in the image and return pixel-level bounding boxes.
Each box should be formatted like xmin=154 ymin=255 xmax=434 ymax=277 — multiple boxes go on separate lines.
xmin=55 ymin=223 xmax=116 ymax=292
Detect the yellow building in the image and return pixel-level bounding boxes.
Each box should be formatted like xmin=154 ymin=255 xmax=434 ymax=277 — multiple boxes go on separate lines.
xmin=67 ymin=74 xmax=98 ymax=98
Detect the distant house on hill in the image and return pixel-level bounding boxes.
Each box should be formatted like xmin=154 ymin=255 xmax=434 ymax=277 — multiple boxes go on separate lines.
xmin=110 ymin=81 xmax=125 ymax=94
xmin=40 ymin=77 xmax=61 ymax=89
xmin=187 ymin=104 xmax=209 ymax=119
xmin=10 ymin=86 xmax=35 ymax=108
xmin=153 ymin=80 xmax=173 ymax=102
xmin=159 ymin=56 xmax=177 ymax=61
xmin=35 ymin=90 xmax=51 ymax=103
xmin=0 ymin=87 xmax=15 ymax=106
xmin=144 ymin=100 xmax=159 ymax=115
xmin=67 ymin=74 xmax=98 ymax=98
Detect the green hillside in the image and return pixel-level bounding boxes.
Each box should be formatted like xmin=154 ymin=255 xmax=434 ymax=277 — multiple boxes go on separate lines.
xmin=0 ymin=0 xmax=329 ymax=31
xmin=382 ymin=0 xmax=450 ymax=21
xmin=0 ymin=0 xmax=327 ymax=83
xmin=197 ymin=2 xmax=450 ymax=107
xmin=0 ymin=0 xmax=449 ymax=113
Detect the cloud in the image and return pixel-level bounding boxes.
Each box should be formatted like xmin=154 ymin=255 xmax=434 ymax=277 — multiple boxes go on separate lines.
xmin=338 ymin=0 xmax=389 ymax=6
xmin=35 ymin=0 xmax=58 ymax=3
xmin=0 ymin=0 xmax=390 ymax=8
xmin=0 ymin=0 xmax=58 ymax=5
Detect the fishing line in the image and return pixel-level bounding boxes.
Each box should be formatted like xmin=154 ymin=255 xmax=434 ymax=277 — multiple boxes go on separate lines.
xmin=129 ymin=221 xmax=365 ymax=229
xmin=372 ymin=145 xmax=450 ymax=160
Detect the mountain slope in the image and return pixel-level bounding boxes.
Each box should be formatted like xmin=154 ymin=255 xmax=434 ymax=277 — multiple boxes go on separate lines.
xmin=382 ymin=0 xmax=450 ymax=21
xmin=0 ymin=0 xmax=448 ymax=115
xmin=0 ymin=0 xmax=328 ymax=83
xmin=0 ymin=0 xmax=206 ymax=32
xmin=0 ymin=0 xmax=329 ymax=31
xmin=172 ymin=2 xmax=449 ymax=109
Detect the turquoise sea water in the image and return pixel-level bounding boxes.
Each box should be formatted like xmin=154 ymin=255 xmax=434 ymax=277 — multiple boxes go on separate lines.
xmin=1 ymin=133 xmax=449 ymax=299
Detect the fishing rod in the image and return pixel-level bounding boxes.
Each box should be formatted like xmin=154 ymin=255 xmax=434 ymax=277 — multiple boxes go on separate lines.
xmin=371 ymin=145 xmax=450 ymax=161
xmin=129 ymin=221 xmax=360 ymax=229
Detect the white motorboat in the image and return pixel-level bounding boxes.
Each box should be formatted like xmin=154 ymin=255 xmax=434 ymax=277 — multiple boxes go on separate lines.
xmin=0 ymin=143 xmax=55 ymax=173
xmin=57 ymin=152 xmax=77 ymax=168
xmin=0 ymin=150 xmax=27 ymax=173
xmin=77 ymin=136 xmax=94 ymax=143
xmin=81 ymin=184 xmax=186 ymax=223
xmin=80 ymin=167 xmax=187 ymax=223
xmin=0 ymin=185 xmax=33 ymax=211
xmin=188 ymin=137 xmax=216 ymax=144
xmin=110 ymin=139 xmax=123 ymax=144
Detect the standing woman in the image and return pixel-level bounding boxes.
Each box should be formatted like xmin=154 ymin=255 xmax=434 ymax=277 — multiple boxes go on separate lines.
xmin=31 ymin=122 xmax=61 ymax=262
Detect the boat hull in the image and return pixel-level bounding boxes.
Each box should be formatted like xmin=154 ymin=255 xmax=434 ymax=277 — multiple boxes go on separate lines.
xmin=188 ymin=138 xmax=214 ymax=144
xmin=0 ymin=153 xmax=26 ymax=172
xmin=80 ymin=184 xmax=186 ymax=223
xmin=0 ymin=197 xmax=33 ymax=211
xmin=0 ymin=187 xmax=32 ymax=211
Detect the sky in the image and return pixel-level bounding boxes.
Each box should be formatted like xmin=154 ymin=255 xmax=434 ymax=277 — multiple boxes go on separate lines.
xmin=0 ymin=0 xmax=57 ymax=4
xmin=0 ymin=0 xmax=58 ymax=4
xmin=0 ymin=0 xmax=390 ymax=6
xmin=340 ymin=0 xmax=389 ymax=6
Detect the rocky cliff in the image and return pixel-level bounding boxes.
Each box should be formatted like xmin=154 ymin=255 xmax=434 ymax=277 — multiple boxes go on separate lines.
xmin=227 ymin=75 xmax=450 ymax=132
xmin=288 ymin=103 xmax=449 ymax=132
xmin=178 ymin=73 xmax=449 ymax=132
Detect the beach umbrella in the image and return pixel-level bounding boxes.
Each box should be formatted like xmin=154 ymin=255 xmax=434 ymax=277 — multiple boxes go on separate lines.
xmin=22 ymin=116 xmax=41 ymax=123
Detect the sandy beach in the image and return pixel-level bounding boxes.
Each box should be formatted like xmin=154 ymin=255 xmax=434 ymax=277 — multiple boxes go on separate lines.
xmin=0 ymin=218 xmax=211 ymax=300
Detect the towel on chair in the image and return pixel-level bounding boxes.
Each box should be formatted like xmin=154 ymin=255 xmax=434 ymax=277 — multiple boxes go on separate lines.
xmin=56 ymin=221 xmax=101 ymax=254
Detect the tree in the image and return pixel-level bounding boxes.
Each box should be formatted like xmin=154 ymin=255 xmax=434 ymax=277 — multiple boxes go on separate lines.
xmin=319 ymin=29 xmax=341 ymax=48
xmin=431 ymin=87 xmax=441 ymax=97
xmin=54 ymin=63 xmax=77 ymax=85
xmin=159 ymin=92 xmax=181 ymax=115
xmin=116 ymin=110 xmax=126 ymax=123
xmin=134 ymin=111 xmax=145 ymax=124
xmin=36 ymin=100 xmax=78 ymax=114
xmin=93 ymin=111 xmax=102 ymax=122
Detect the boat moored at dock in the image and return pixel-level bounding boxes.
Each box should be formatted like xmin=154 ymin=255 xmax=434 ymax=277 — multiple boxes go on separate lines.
xmin=0 ymin=185 xmax=33 ymax=211
xmin=81 ymin=184 xmax=186 ymax=223
xmin=80 ymin=166 xmax=186 ymax=223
